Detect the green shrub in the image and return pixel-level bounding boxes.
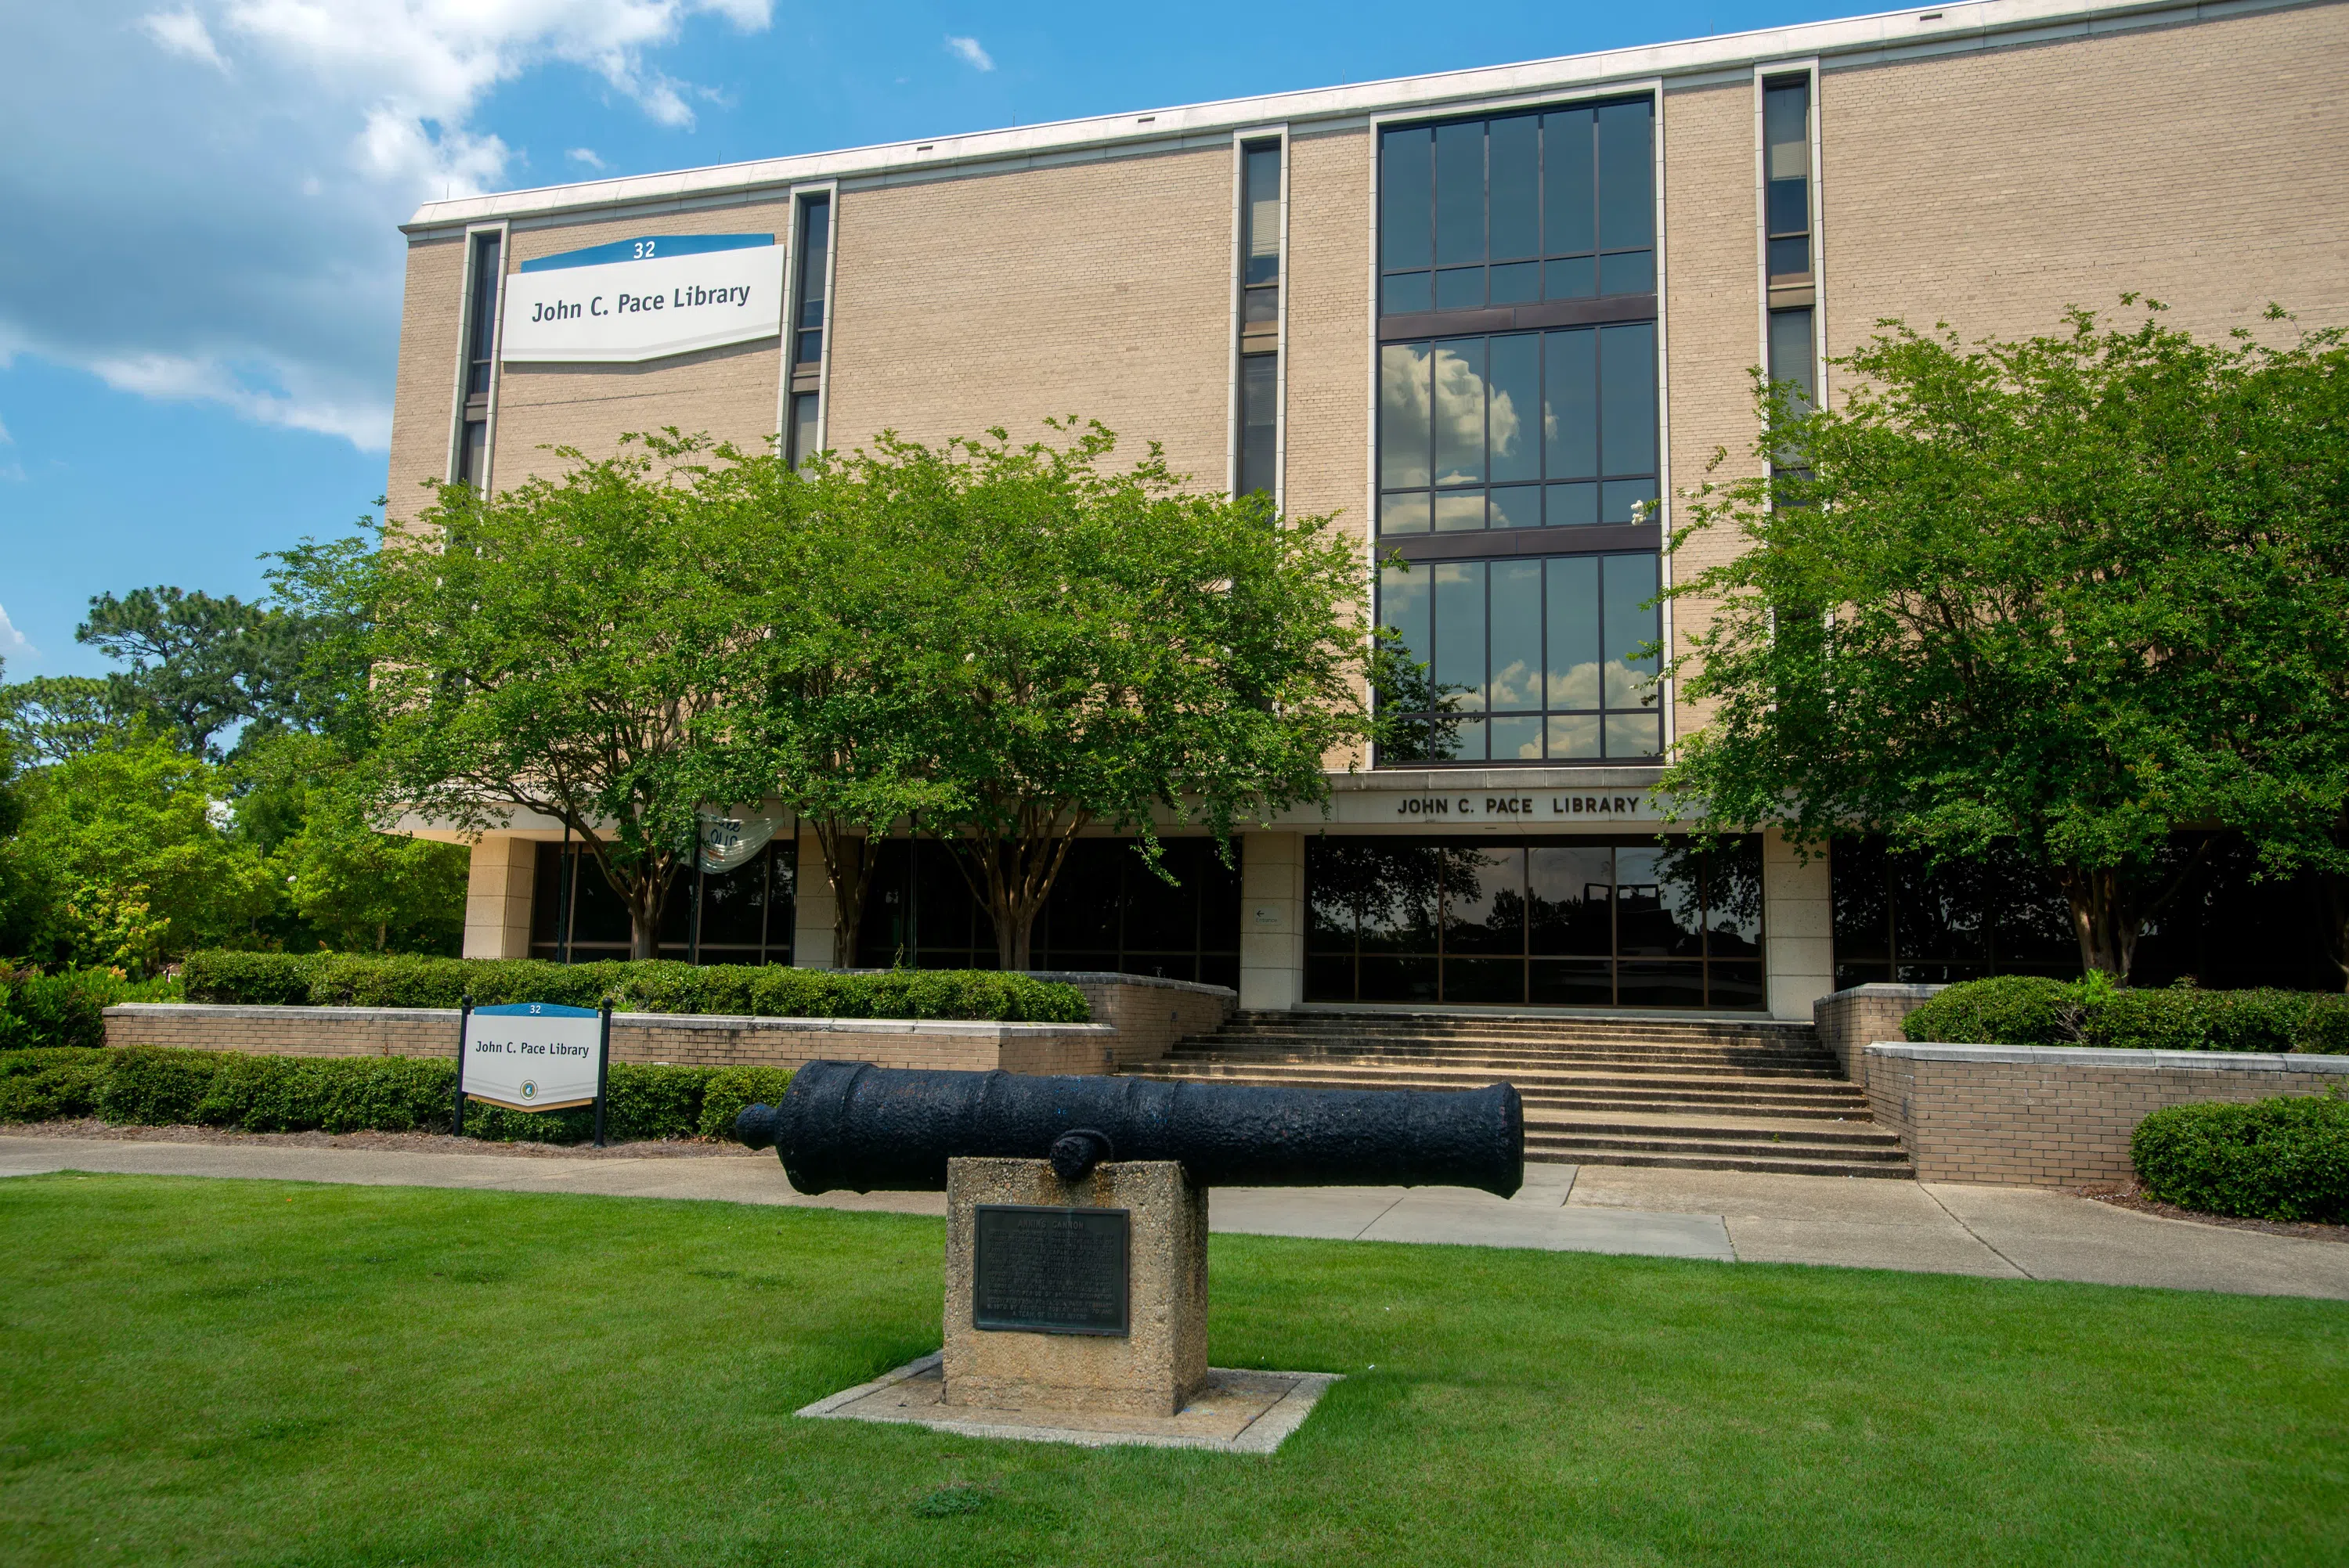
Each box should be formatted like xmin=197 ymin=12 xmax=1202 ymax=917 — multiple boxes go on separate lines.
xmin=2131 ymin=1093 xmax=2349 ymax=1223
xmin=696 ymin=1065 xmax=796 ymax=1141
xmin=0 ymin=1047 xmax=114 ymax=1121
xmin=1 ymin=1042 xmax=778 ymax=1145
xmin=173 ymin=950 xmax=1089 ymax=1023
xmin=0 ymin=967 xmax=180 ymax=1049
xmin=1908 ymin=975 xmax=2349 ymax=1054
xmin=2297 ymin=997 xmax=2349 ymax=1054
xmin=99 ymin=1046 xmax=225 ymax=1124
xmin=1903 ymin=975 xmax=2080 ymax=1046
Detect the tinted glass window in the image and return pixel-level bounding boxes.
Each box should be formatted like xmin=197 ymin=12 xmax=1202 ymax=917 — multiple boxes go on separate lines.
xmin=1380 ymin=325 xmax=1657 ymax=535
xmin=1239 ymin=354 xmax=1278 ymax=497
xmin=1378 ymin=550 xmax=1660 ymax=765
xmin=1380 ymin=97 xmax=1653 ymax=315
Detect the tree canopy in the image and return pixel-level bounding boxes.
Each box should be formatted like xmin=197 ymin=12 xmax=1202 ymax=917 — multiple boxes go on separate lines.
xmin=1660 ymin=301 xmax=2349 ymax=981
xmin=744 ymin=420 xmax=1374 ymax=969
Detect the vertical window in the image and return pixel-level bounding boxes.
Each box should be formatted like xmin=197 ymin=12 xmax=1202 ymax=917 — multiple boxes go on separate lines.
xmin=794 ymin=196 xmax=829 ymax=366
xmin=1768 ymin=306 xmax=1816 ymax=413
xmin=786 ymin=195 xmax=830 ymax=466
xmin=1236 ymin=140 xmax=1282 ymax=498
xmin=1379 ymin=98 xmax=1652 ymax=316
xmin=455 ymin=230 xmax=500 ymax=485
xmin=1377 ymin=551 xmax=1658 ymax=764
xmin=1763 ymin=78 xmax=1812 ymax=283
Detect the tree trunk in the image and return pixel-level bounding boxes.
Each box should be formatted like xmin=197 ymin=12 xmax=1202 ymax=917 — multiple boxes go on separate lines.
xmin=2055 ymin=841 xmax=2215 ymax=986
xmin=813 ymin=821 xmax=875 ymax=970
xmin=2321 ymin=868 xmax=2349 ymax=993
xmin=936 ymin=806 xmax=1089 ymax=973
xmin=2057 ymin=865 xmax=2138 ymax=981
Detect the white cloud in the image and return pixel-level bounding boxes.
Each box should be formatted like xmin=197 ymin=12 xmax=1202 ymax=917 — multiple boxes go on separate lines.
xmin=0 ymin=416 xmax=11 ymax=443
xmin=0 ymin=3 xmax=774 ymax=450
xmin=566 ymin=146 xmax=608 ymax=169
xmin=140 ymin=8 xmax=229 ymax=70
xmin=944 ymin=34 xmax=993 ymax=71
xmin=0 ymin=604 xmax=34 ymax=658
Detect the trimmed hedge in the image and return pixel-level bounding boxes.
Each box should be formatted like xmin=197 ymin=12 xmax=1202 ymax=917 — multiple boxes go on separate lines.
xmin=2131 ymin=1094 xmax=2349 ymax=1224
xmin=178 ymin=951 xmax=1088 ymax=1023
xmin=0 ymin=967 xmax=182 ymax=1050
xmin=1904 ymin=975 xmax=2349 ymax=1054
xmin=0 ymin=1043 xmax=790 ymax=1145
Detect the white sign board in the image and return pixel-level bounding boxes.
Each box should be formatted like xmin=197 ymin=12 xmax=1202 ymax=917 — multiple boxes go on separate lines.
xmin=500 ymin=235 xmax=784 ymax=364
xmin=463 ymin=1002 xmax=605 ymax=1112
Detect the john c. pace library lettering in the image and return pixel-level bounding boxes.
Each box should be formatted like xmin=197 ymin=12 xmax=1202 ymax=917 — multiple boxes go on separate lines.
xmin=394 ymin=0 xmax=2349 ymax=1018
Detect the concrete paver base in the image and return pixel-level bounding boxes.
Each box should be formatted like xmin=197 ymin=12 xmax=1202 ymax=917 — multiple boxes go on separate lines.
xmin=801 ymin=1353 xmax=1338 ymax=1453
xmin=5 ymin=1134 xmax=2344 ymax=1299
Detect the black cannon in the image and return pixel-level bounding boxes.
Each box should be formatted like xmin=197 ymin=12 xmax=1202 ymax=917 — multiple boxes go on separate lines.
xmin=735 ymin=1059 xmax=1525 ymax=1197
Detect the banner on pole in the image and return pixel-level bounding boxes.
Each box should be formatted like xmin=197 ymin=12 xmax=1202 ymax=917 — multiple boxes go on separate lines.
xmin=463 ymin=1002 xmax=606 ymax=1112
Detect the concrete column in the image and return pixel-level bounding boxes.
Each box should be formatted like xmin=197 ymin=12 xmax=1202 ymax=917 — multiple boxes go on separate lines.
xmin=1238 ymin=831 xmax=1307 ymax=1011
xmin=792 ymin=829 xmax=842 ymax=968
xmin=1763 ymin=828 xmax=1835 ymax=1021
xmin=462 ymin=836 xmax=536 ymax=960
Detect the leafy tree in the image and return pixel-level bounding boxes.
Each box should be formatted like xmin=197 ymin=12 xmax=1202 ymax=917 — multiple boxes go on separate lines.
xmin=810 ymin=421 xmax=1373 ymax=970
xmin=8 ymin=730 xmax=277 ymax=971
xmin=0 ymin=675 xmax=136 ymax=763
xmin=74 ymin=586 xmax=321 ymax=759
xmin=1660 ymin=301 xmax=2349 ymax=982
xmin=283 ymin=434 xmax=763 ymax=960
xmin=695 ymin=446 xmax=957 ymax=967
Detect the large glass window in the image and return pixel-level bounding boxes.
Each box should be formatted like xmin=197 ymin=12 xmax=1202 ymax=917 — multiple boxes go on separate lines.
xmin=1308 ymin=836 xmax=1762 ymax=1008
xmin=857 ymin=838 xmax=1242 ymax=987
xmin=1379 ymin=552 xmax=1659 ymax=764
xmin=530 ymin=840 xmax=796 ymax=964
xmin=1380 ymin=323 xmax=1656 ymax=534
xmin=1380 ymin=99 xmax=1654 ymax=315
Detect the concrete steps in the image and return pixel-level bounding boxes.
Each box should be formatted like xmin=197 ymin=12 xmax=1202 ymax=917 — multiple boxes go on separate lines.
xmin=1128 ymin=1008 xmax=1912 ymax=1178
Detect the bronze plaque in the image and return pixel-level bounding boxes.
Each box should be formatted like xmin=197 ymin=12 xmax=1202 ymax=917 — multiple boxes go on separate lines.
xmin=972 ymin=1204 xmax=1130 ymax=1336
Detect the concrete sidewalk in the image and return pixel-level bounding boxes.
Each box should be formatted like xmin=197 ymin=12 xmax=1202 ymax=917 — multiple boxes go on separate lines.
xmin=3 ymin=1134 xmax=2344 ymax=1299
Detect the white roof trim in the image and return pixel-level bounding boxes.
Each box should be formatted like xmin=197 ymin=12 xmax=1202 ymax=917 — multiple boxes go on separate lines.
xmin=403 ymin=0 xmax=2298 ymax=232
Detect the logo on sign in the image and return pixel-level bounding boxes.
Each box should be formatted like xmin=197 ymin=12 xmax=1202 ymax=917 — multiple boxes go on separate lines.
xmin=521 ymin=1080 xmax=538 ymax=1101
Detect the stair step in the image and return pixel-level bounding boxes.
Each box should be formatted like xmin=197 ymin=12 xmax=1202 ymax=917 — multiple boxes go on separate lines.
xmin=1528 ymin=1148 xmax=1918 ymax=1179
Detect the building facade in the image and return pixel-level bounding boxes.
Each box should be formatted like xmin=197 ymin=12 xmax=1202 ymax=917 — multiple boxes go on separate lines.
xmin=389 ymin=0 xmax=2349 ymax=1018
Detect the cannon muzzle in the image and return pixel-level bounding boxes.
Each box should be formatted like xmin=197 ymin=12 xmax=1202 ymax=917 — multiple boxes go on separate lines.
xmin=736 ymin=1059 xmax=1524 ymax=1197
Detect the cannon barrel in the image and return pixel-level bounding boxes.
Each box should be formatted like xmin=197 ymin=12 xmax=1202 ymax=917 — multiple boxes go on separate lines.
xmin=735 ymin=1059 xmax=1524 ymax=1198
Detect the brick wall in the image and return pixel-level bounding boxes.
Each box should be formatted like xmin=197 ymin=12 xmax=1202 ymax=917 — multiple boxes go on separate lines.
xmin=384 ymin=232 xmax=468 ymax=524
xmin=102 ymin=972 xmax=1232 ymax=1076
xmin=1863 ymin=1041 xmax=2349 ymax=1187
xmin=1813 ymin=983 xmax=1944 ymax=1089
xmin=825 ymin=146 xmax=1233 ymax=488
xmin=1047 ymin=973 xmax=1236 ymax=1067
xmin=1822 ymin=5 xmax=2349 ymax=359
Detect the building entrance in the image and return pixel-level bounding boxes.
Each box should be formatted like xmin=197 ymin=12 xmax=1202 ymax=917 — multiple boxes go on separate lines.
xmin=1305 ymin=835 xmax=1763 ymax=1009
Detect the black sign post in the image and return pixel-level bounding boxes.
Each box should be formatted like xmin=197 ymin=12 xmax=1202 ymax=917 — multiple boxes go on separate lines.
xmin=592 ymin=999 xmax=614 ymax=1148
xmin=453 ymin=992 xmax=474 ymax=1137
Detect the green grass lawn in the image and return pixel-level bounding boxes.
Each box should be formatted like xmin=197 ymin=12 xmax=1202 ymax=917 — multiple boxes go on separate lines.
xmin=2 ymin=1174 xmax=2343 ymax=1567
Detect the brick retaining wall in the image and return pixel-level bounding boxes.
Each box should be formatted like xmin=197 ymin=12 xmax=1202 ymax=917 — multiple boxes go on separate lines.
xmin=1813 ymin=984 xmax=1943 ymax=1090
xmin=103 ymin=974 xmax=1233 ymax=1077
xmin=1863 ymin=1041 xmax=2349 ymax=1187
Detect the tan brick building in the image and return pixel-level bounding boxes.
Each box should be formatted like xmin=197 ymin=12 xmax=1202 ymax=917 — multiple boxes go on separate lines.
xmin=389 ymin=0 xmax=2349 ymax=1018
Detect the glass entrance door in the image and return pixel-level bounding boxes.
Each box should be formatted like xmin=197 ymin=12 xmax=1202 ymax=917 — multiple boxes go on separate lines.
xmin=1306 ymin=835 xmax=1762 ymax=1008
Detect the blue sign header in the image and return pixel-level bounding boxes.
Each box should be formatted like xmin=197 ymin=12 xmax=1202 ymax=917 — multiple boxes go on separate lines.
xmin=518 ymin=234 xmax=774 ymax=273
xmin=472 ymin=1002 xmax=601 ymax=1017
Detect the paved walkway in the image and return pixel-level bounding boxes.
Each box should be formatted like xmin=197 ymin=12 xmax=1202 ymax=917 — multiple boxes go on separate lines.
xmin=4 ymin=1134 xmax=2344 ymax=1299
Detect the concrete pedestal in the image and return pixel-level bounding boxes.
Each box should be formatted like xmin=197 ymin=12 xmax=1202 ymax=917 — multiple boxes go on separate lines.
xmin=942 ymin=1157 xmax=1208 ymax=1418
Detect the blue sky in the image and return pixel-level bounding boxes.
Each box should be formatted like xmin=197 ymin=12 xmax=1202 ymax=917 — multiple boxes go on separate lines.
xmin=0 ymin=0 xmax=1853 ymax=679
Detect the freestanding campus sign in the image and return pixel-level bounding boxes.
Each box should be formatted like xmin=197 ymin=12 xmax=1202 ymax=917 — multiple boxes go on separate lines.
xmin=454 ymin=999 xmax=614 ymax=1145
